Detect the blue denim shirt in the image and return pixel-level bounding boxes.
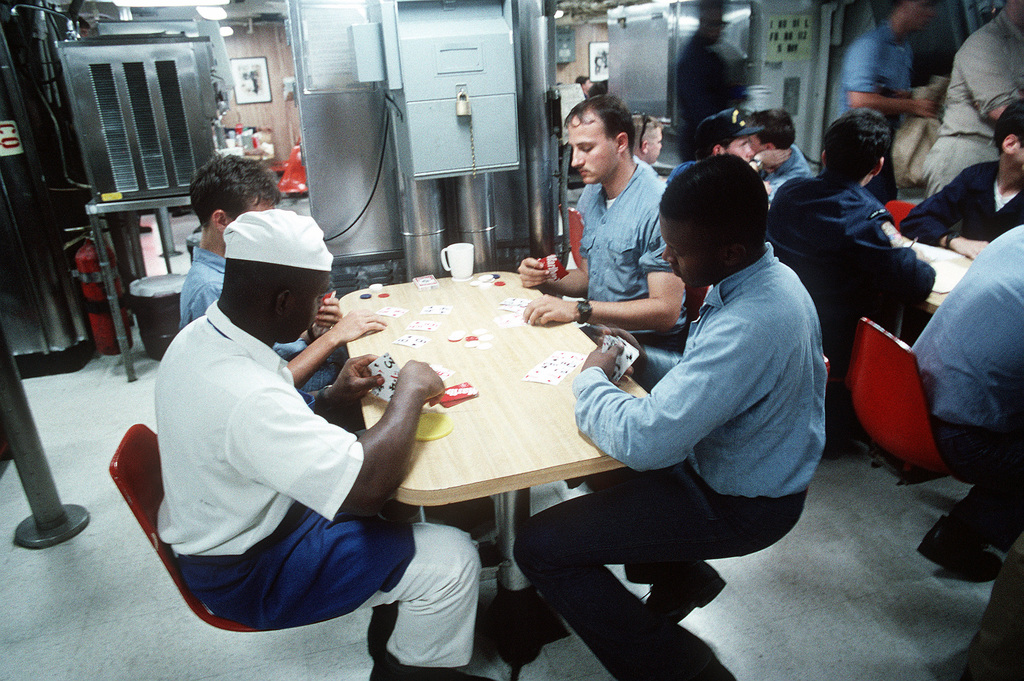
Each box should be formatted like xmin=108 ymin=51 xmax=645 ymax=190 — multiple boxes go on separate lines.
xmin=764 ymin=144 xmax=813 ymax=202
xmin=573 ymin=245 xmax=826 ymax=498
xmin=577 ymin=160 xmax=683 ymax=333
xmin=840 ymin=21 xmax=913 ymax=121
xmin=914 ymin=226 xmax=1024 ymax=433
xmin=180 ymin=246 xmax=226 ymax=329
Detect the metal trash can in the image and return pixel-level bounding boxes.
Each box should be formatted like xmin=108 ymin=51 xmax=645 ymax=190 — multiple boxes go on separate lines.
xmin=128 ymin=274 xmax=185 ymax=360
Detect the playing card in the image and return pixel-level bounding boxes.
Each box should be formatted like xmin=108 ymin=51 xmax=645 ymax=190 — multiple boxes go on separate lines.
xmin=368 ymin=353 xmax=401 ymax=402
xmin=406 ymin=320 xmax=441 ymax=332
xmin=499 ymin=298 xmax=531 ymax=312
xmin=601 ymin=335 xmax=640 ymax=382
xmin=420 ymin=305 xmax=453 ymax=315
xmin=522 ymin=351 xmax=586 ymax=385
xmin=430 ymin=364 xmax=456 ymax=381
xmin=393 ymin=334 xmax=430 ymax=348
xmin=376 ymin=306 xmax=409 ymax=318
xmin=540 ymin=254 xmax=569 ymax=281
xmin=494 ymin=312 xmax=527 ymax=328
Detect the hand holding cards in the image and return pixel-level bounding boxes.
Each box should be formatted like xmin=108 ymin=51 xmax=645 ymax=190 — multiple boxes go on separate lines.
xmin=601 ymin=335 xmax=639 ymax=382
xmin=540 ymin=254 xmax=569 ymax=281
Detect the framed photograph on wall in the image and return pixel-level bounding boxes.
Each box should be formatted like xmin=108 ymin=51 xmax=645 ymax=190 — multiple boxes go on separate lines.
xmin=589 ymin=41 xmax=609 ymax=82
xmin=231 ymin=57 xmax=272 ymax=104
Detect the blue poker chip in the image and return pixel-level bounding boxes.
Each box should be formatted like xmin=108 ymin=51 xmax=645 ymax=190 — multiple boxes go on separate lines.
xmin=359 ymin=293 xmax=372 ymax=299
xmin=492 ymin=274 xmax=500 ymax=279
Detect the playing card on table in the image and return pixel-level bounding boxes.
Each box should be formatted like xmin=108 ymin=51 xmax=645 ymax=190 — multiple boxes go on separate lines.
xmin=522 ymin=351 xmax=586 ymax=385
xmin=430 ymin=364 xmax=456 ymax=381
xmin=420 ymin=305 xmax=453 ymax=315
xmin=601 ymin=335 xmax=640 ymax=382
xmin=376 ymin=306 xmax=409 ymax=318
xmin=406 ymin=320 xmax=441 ymax=332
xmin=499 ymin=298 xmax=531 ymax=312
xmin=393 ymin=334 xmax=430 ymax=348
xmin=368 ymin=353 xmax=401 ymax=402
xmin=494 ymin=312 xmax=527 ymax=328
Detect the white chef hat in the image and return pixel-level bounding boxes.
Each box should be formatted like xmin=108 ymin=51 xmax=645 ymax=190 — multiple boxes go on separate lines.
xmin=223 ymin=209 xmax=332 ymax=272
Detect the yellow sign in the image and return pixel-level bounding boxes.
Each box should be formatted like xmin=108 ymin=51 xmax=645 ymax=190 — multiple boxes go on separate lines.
xmin=766 ymin=15 xmax=813 ymax=62
xmin=101 ymin=192 xmax=124 ymax=202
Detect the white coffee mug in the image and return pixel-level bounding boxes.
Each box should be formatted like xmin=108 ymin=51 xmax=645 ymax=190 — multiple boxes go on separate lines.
xmin=440 ymin=243 xmax=475 ymax=281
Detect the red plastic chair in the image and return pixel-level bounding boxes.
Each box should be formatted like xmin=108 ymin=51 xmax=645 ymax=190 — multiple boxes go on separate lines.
xmin=845 ymin=318 xmax=952 ymax=478
xmin=109 ymin=424 xmax=259 ymax=632
xmin=885 ymin=200 xmax=915 ymax=232
xmin=568 ymin=207 xmax=584 ymax=267
xmin=277 ymin=139 xmax=308 ymax=196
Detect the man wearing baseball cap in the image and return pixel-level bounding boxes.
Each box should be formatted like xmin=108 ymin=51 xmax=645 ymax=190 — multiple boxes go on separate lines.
xmin=666 ymin=107 xmax=763 ymax=184
xmin=156 ymin=209 xmax=490 ymax=681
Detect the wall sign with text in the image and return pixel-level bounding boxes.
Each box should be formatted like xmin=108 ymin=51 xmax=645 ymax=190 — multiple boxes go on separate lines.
xmin=0 ymin=120 xmax=24 ymax=156
xmin=766 ymin=14 xmax=813 ymax=62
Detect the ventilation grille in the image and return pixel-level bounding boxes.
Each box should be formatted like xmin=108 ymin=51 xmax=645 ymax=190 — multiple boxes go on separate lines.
xmin=89 ymin=63 xmax=139 ymax=193
xmin=123 ymin=62 xmax=169 ymax=189
xmin=155 ymin=60 xmax=196 ymax=187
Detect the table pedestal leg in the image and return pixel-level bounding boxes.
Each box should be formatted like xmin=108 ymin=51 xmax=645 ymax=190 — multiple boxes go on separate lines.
xmin=154 ymin=207 xmax=181 ymax=273
xmin=485 ymin=489 xmax=567 ymax=670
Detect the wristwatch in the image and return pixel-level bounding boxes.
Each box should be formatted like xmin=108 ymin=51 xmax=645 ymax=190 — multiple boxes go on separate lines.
xmin=576 ymin=300 xmax=592 ymax=324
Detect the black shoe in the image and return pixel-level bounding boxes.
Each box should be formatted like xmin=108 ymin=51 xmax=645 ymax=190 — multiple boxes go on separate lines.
xmin=917 ymin=515 xmax=1002 ymax=582
xmin=367 ymin=603 xmax=399 ymax=662
xmin=369 ymin=652 xmax=493 ymax=681
xmin=643 ymin=562 xmax=726 ymax=622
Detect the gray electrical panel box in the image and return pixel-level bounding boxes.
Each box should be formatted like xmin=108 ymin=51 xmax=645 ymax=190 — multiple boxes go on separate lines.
xmin=357 ymin=0 xmax=519 ymax=179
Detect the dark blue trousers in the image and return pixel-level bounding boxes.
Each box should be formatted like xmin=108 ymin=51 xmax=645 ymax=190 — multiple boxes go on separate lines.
xmin=934 ymin=419 xmax=1024 ymax=551
xmin=514 ymin=466 xmax=804 ymax=681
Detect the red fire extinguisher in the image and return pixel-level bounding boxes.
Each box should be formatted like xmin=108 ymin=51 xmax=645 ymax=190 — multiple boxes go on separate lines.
xmin=74 ymin=238 xmax=132 ymax=355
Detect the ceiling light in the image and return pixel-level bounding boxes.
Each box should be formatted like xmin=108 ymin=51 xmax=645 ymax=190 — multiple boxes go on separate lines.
xmin=220 ymin=25 xmax=234 ymax=36
xmin=196 ymin=5 xmax=227 ymax=20
xmin=112 ymin=0 xmax=227 ymax=7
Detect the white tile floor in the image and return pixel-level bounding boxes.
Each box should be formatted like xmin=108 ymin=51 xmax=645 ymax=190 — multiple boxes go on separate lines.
xmin=0 ymin=204 xmax=994 ymax=681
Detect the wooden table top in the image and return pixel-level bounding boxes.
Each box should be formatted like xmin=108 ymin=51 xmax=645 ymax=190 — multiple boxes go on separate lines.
xmin=920 ymin=254 xmax=971 ymax=314
xmin=341 ymin=273 xmax=642 ymax=506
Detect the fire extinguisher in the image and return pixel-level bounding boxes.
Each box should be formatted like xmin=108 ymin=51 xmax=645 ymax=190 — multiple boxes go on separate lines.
xmin=74 ymin=238 xmax=132 ymax=355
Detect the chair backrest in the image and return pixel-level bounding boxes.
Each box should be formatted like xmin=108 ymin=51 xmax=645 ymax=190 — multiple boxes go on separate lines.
xmin=109 ymin=424 xmax=258 ymax=632
xmin=568 ymin=207 xmax=584 ymax=268
xmin=885 ymin=200 xmax=914 ymax=232
xmin=845 ymin=318 xmax=951 ymax=475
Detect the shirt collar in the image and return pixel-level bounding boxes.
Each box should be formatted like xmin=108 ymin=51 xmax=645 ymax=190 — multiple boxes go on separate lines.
xmin=205 ymin=302 xmax=288 ymax=373
xmin=193 ymin=246 xmax=226 ymax=272
xmin=704 ymin=243 xmax=776 ymax=309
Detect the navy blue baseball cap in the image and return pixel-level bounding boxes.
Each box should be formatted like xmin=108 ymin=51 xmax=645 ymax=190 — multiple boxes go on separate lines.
xmin=695 ymin=108 xmax=763 ymax=152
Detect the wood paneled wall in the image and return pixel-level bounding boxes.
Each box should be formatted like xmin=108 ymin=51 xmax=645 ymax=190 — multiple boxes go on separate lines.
xmin=556 ymin=22 xmax=609 ymax=86
xmin=221 ymin=22 xmax=300 ymax=163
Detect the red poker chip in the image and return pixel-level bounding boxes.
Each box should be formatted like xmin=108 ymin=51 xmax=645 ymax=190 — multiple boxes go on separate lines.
xmin=495 ymin=281 xmax=506 ymax=286
xmin=378 ymin=293 xmax=390 ymax=298
xmin=465 ymin=335 xmax=479 ymax=342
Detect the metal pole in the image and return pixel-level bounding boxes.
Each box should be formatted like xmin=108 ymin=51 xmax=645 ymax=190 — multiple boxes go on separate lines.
xmin=0 ymin=322 xmax=89 ymax=549
xmin=90 ymin=214 xmax=137 ymax=382
xmin=154 ymin=206 xmax=179 ymax=273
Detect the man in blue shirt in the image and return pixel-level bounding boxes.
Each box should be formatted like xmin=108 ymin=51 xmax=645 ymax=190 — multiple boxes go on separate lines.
xmin=913 ymin=226 xmax=1024 ymax=583
xmin=182 ymin=156 xmax=385 ymax=392
xmin=767 ymin=108 xmax=935 ymax=452
xmin=665 ymin=107 xmax=763 ymax=185
xmin=519 ymin=95 xmax=685 ymax=351
xmin=901 ymin=101 xmax=1024 ymax=259
xmin=515 ymin=155 xmax=826 ymax=681
xmin=749 ymin=108 xmax=814 ymax=202
xmin=840 ymin=0 xmax=939 ymax=203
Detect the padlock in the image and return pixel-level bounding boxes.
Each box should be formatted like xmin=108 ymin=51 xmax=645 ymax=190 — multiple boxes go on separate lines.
xmin=456 ymin=91 xmax=472 ymax=117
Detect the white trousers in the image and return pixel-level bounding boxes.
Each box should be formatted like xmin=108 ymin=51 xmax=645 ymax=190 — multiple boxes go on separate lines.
xmin=362 ymin=522 xmax=481 ymax=668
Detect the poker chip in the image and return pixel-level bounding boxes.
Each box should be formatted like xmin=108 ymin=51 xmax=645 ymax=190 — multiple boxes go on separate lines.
xmin=477 ymin=274 xmax=492 ymax=282
xmin=359 ymin=293 xmax=372 ymax=299
xmin=378 ymin=293 xmax=390 ymax=298
xmin=479 ymin=281 xmax=493 ymax=288
xmin=415 ymin=412 xmax=454 ymax=441
xmin=492 ymin=274 xmax=501 ymax=279
xmin=495 ymin=281 xmax=506 ymax=286
xmin=448 ymin=330 xmax=466 ymax=342
xmin=469 ymin=280 xmax=481 ymax=287
xmin=476 ymin=342 xmax=492 ymax=350
xmin=472 ymin=328 xmax=488 ymax=336
xmin=480 ymin=334 xmax=494 ymax=342
xmin=369 ymin=283 xmax=384 ymax=291
xmin=464 ymin=340 xmax=479 ymax=348
xmin=465 ymin=335 xmax=479 ymax=342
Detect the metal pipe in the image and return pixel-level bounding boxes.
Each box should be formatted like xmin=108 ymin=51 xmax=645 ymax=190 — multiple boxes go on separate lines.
xmin=0 ymin=322 xmax=89 ymax=549
xmin=447 ymin=174 xmax=496 ymax=272
xmin=494 ymin=489 xmax=533 ymax=591
xmin=399 ymin=174 xmax=446 ymax=279
xmin=516 ymin=0 xmax=559 ymax=258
